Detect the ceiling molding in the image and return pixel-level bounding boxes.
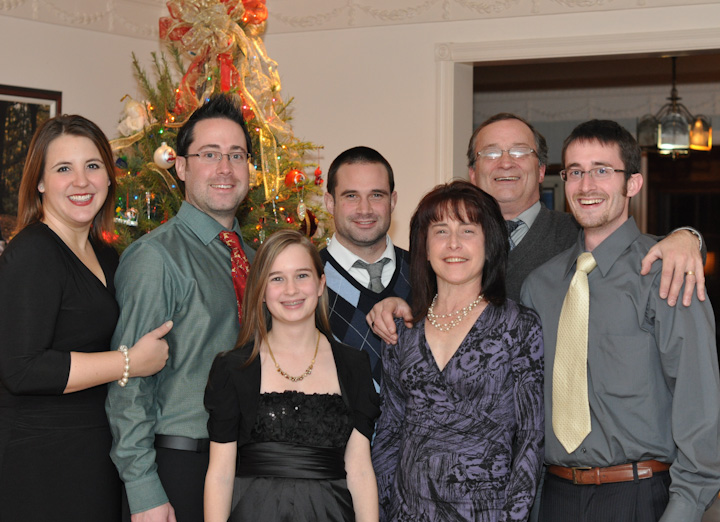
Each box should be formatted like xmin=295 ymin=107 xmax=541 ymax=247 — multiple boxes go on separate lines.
xmin=2 ymin=0 xmax=718 ymax=39
xmin=437 ymin=28 xmax=720 ymax=64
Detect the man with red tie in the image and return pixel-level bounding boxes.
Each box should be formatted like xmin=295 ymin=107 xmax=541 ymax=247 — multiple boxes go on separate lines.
xmin=107 ymin=95 xmax=254 ymax=522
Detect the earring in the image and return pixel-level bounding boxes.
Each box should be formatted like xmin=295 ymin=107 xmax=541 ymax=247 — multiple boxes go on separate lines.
xmin=38 ymin=183 xmax=45 ymax=193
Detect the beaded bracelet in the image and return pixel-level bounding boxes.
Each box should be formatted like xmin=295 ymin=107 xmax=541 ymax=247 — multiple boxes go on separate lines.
xmin=118 ymin=345 xmax=130 ymax=387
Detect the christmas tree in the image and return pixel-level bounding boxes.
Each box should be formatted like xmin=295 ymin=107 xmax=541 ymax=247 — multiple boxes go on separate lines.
xmin=111 ymin=0 xmax=331 ymax=252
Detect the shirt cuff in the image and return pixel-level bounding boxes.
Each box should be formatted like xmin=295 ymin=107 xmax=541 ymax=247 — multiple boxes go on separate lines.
xmin=673 ymin=226 xmax=703 ymax=252
xmin=125 ymin=472 xmax=169 ymax=515
xmin=659 ymin=495 xmax=704 ymax=522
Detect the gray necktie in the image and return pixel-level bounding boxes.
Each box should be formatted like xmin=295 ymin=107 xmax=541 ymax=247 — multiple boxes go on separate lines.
xmin=353 ymin=258 xmax=390 ymax=293
xmin=505 ymin=219 xmax=523 ymax=250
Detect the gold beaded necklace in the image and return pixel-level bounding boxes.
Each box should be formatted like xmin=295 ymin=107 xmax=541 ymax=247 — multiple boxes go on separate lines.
xmin=266 ymin=329 xmax=320 ymax=382
xmin=427 ymin=293 xmax=484 ymax=332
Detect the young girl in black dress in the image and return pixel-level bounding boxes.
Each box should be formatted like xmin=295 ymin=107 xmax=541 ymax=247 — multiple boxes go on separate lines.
xmin=204 ymin=229 xmax=380 ymax=522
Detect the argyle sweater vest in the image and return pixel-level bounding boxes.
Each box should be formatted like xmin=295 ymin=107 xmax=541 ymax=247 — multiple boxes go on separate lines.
xmin=320 ymin=246 xmax=412 ymax=383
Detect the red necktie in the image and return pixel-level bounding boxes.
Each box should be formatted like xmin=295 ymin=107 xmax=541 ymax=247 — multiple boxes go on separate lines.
xmin=218 ymin=231 xmax=250 ymax=323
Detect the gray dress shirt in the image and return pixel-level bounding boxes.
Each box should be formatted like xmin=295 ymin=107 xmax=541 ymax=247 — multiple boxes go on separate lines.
xmin=521 ymin=217 xmax=720 ymax=522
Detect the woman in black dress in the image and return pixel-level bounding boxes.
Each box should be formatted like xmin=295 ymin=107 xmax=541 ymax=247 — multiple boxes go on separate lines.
xmin=204 ymin=229 xmax=380 ymax=522
xmin=0 ymin=115 xmax=172 ymax=521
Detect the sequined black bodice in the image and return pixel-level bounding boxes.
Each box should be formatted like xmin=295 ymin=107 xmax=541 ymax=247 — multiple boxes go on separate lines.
xmin=251 ymin=391 xmax=354 ymax=448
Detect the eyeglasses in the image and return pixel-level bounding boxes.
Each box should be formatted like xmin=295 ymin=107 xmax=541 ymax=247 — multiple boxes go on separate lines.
xmin=476 ymin=146 xmax=536 ymax=161
xmin=560 ymin=166 xmax=626 ymax=182
xmin=185 ymin=151 xmax=251 ymax=165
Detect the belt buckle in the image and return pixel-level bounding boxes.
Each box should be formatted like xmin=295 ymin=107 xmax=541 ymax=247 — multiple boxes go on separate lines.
xmin=571 ymin=466 xmax=592 ymax=485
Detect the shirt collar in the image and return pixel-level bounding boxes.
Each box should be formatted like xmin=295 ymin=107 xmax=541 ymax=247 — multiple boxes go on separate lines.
xmin=564 ymin=217 xmax=641 ymax=278
xmin=176 ymin=201 xmax=242 ymax=246
xmin=514 ymin=200 xmax=541 ymax=228
xmin=326 ymin=234 xmax=396 ymax=272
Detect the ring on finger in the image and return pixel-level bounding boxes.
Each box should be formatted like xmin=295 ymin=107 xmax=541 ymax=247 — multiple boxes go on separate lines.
xmin=686 ymin=270 xmax=695 ymax=276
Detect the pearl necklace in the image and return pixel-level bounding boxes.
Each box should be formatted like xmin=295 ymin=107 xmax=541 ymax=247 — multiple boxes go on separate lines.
xmin=267 ymin=330 xmax=320 ymax=382
xmin=427 ymin=294 xmax=484 ymax=332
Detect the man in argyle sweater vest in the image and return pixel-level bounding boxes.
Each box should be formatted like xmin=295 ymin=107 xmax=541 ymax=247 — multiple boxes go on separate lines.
xmin=322 ymin=146 xmax=410 ymax=384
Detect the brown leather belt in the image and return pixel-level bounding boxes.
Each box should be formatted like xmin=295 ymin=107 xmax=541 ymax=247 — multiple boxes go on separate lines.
xmin=548 ymin=460 xmax=670 ymax=485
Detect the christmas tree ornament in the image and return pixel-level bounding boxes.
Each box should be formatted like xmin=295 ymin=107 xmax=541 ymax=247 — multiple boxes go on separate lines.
xmin=118 ymin=97 xmax=155 ymax=136
xmin=153 ymin=142 xmax=177 ymax=168
xmin=296 ymin=201 xmax=307 ymax=221
xmin=314 ymin=166 xmax=324 ymax=185
xmin=284 ymin=169 xmax=306 ymax=187
xmin=296 ymin=180 xmax=307 ymax=221
xmin=242 ymin=0 xmax=268 ymax=24
xmin=299 ymin=209 xmax=318 ymax=238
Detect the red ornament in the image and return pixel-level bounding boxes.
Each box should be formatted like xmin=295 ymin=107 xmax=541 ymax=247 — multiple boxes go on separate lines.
xmin=242 ymin=1 xmax=268 ymax=24
xmin=314 ymin=166 xmax=324 ymax=185
xmin=284 ymin=169 xmax=306 ymax=187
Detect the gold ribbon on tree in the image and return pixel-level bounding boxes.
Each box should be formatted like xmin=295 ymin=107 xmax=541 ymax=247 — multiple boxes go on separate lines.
xmin=159 ymin=0 xmax=290 ymax=202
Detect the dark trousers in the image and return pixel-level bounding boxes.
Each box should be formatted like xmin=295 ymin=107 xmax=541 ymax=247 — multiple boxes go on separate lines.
xmin=122 ymin=446 xmax=210 ymax=522
xmin=541 ymin=470 xmax=671 ymax=522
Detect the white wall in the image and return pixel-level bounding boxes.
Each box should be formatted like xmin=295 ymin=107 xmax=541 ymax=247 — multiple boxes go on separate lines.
xmin=0 ymin=16 xmax=162 ymax=139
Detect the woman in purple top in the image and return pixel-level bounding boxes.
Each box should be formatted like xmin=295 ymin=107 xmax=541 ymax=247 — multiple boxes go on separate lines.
xmin=372 ymin=180 xmax=544 ymax=522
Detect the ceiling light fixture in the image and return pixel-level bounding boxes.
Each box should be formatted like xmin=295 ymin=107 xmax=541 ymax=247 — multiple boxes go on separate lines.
xmin=637 ymin=57 xmax=712 ymax=157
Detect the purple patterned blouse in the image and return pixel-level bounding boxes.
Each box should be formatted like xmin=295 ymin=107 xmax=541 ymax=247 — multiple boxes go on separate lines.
xmin=372 ymin=299 xmax=544 ymax=522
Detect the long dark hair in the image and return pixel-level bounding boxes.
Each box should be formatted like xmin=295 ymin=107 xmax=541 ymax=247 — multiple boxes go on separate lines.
xmin=233 ymin=229 xmax=332 ymax=365
xmin=409 ymin=180 xmax=508 ymax=322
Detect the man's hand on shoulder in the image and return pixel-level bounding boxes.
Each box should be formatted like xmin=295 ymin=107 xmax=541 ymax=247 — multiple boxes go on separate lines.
xmin=131 ymin=503 xmax=177 ymax=522
xmin=641 ymin=229 xmax=706 ymax=307
xmin=367 ymin=297 xmax=413 ymax=345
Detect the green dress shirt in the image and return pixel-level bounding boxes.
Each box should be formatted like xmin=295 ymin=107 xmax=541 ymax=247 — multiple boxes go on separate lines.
xmin=521 ymin=218 xmax=720 ymax=522
xmin=106 ymin=202 xmax=254 ymax=514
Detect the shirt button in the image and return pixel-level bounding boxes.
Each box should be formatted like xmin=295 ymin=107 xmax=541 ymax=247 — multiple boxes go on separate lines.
xmin=581 ymin=447 xmax=587 ymax=453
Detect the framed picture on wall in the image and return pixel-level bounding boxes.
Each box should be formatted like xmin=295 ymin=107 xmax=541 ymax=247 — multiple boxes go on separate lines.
xmin=540 ymin=173 xmax=565 ymax=212
xmin=0 ymin=84 xmax=61 ymax=239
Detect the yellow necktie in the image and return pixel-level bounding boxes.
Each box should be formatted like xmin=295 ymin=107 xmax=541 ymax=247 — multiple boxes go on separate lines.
xmin=553 ymin=252 xmax=597 ymax=453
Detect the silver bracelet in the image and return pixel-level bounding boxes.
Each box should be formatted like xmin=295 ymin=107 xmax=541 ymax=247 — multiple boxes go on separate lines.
xmin=118 ymin=345 xmax=130 ymax=387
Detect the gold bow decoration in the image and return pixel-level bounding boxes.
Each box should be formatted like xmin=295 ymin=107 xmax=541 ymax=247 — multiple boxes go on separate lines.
xmin=159 ymin=0 xmax=290 ymax=202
